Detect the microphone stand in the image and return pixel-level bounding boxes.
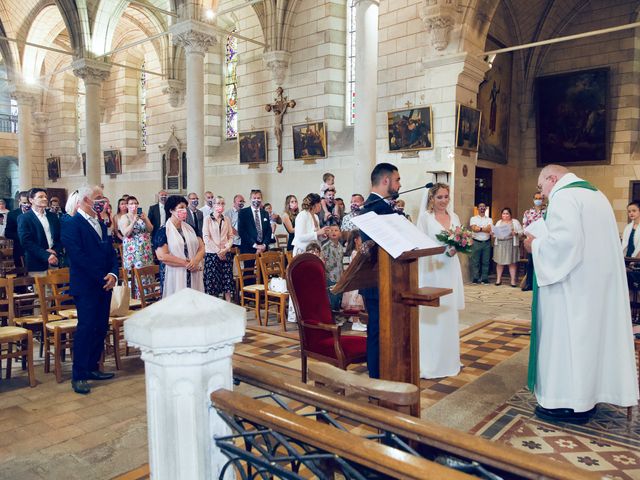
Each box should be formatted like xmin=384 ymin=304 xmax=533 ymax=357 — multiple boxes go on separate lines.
xmin=361 ymin=183 xmax=433 ymax=209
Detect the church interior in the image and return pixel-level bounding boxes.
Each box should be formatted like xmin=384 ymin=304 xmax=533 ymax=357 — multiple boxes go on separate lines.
xmin=1 ymin=0 xmax=640 ymax=478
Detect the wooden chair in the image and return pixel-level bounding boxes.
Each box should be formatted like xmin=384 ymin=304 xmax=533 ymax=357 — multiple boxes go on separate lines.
xmin=120 ymin=268 xmax=142 ymax=310
xmin=35 ymin=269 xmax=78 ymax=383
xmin=286 ymin=253 xmax=367 ymax=382
xmin=275 ymin=234 xmax=289 ymax=250
xmin=257 ymin=251 xmax=289 ymax=331
xmin=0 ymin=277 xmax=36 ymax=387
xmin=133 ymin=265 xmax=162 ymax=308
xmin=234 ymin=253 xmax=264 ymax=324
xmin=285 ymin=250 xmax=293 ymax=267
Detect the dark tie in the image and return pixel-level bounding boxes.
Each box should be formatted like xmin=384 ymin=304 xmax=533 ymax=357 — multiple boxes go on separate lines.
xmin=254 ymin=209 xmax=263 ymax=243
xmin=192 ymin=211 xmax=198 ymax=232
xmin=627 ymin=228 xmax=636 ymax=257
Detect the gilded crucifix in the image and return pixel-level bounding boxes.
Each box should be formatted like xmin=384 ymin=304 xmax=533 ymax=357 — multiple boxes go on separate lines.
xmin=265 ymin=87 xmax=296 ymax=173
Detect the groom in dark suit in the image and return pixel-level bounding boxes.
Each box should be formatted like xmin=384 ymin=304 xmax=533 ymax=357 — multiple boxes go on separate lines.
xmin=61 ymin=185 xmax=119 ymax=394
xmin=17 ymin=188 xmax=62 ymax=275
xmin=359 ymin=163 xmax=402 ymax=378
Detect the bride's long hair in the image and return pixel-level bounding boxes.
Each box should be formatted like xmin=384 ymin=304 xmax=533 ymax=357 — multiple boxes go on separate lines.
xmin=423 ymin=182 xmax=451 ymax=213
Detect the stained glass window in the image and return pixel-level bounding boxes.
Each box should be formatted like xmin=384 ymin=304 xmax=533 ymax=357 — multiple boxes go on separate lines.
xmin=139 ymin=62 xmax=148 ymax=150
xmin=225 ymin=32 xmax=238 ymax=139
xmin=346 ymin=0 xmax=356 ymax=125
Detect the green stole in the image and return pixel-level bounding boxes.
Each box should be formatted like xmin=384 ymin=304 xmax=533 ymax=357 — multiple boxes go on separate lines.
xmin=527 ymin=180 xmax=598 ymax=391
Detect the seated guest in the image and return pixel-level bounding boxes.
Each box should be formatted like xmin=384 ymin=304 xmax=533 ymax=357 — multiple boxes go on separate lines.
xmin=18 ymin=188 xmax=62 ymax=276
xmin=203 ymin=196 xmax=235 ymax=302
xmin=292 ymin=193 xmax=329 ymax=256
xmin=321 ymin=222 xmax=345 ymax=311
xmin=153 ymin=195 xmax=205 ymax=297
xmin=622 ymin=200 xmax=640 ymax=258
xmin=118 ymin=196 xmax=154 ymax=297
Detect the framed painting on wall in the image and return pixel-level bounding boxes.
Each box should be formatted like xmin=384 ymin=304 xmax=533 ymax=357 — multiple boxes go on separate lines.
xmin=536 ymin=68 xmax=608 ymax=166
xmin=478 ymin=39 xmax=511 ymax=164
xmin=103 ymin=150 xmax=122 ymax=174
xmin=387 ymin=106 xmax=433 ymax=152
xmin=238 ymin=130 xmax=268 ymax=164
xmin=46 ymin=156 xmax=60 ymax=180
xmin=292 ymin=122 xmax=327 ymax=160
xmin=456 ymin=104 xmax=482 ymax=151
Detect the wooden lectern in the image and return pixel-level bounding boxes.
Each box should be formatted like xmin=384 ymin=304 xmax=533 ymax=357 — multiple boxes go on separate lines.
xmin=333 ymin=242 xmax=452 ymax=416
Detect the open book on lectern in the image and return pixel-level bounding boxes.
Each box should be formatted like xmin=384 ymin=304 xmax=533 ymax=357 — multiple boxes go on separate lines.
xmin=351 ymin=212 xmax=440 ymax=258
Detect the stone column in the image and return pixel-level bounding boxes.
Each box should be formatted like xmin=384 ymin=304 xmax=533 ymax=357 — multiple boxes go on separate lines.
xmin=171 ymin=21 xmax=216 ymax=196
xmin=10 ymin=85 xmax=39 ymax=191
xmin=72 ymin=58 xmax=111 ymax=186
xmin=125 ymin=288 xmax=246 ymax=480
xmin=353 ymin=0 xmax=379 ymax=195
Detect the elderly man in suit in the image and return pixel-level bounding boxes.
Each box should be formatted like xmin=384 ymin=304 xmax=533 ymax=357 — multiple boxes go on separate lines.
xmin=17 ymin=188 xmax=62 ymax=276
xmin=238 ymin=189 xmax=271 ymax=285
xmin=147 ymin=190 xmax=168 ymax=235
xmin=359 ymin=163 xmax=402 ymax=378
xmin=61 ymin=185 xmax=119 ymax=395
xmin=186 ymin=192 xmax=204 ymax=237
xmin=5 ymin=191 xmax=29 ymax=267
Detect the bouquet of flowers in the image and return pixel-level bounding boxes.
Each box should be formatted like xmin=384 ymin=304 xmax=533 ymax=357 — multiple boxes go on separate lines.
xmin=436 ymin=226 xmax=474 ymax=255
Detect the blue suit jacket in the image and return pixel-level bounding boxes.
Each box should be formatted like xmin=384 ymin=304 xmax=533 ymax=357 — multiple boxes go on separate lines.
xmin=17 ymin=209 xmax=62 ymax=272
xmin=61 ymin=213 xmax=119 ymax=296
xmin=237 ymin=206 xmax=272 ymax=253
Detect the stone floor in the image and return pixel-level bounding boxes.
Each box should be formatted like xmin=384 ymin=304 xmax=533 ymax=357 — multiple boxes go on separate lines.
xmin=0 ymin=282 xmax=533 ymax=479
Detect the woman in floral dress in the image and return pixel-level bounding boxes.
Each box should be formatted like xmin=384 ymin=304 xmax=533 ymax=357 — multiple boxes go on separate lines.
xmin=118 ymin=196 xmax=154 ymax=297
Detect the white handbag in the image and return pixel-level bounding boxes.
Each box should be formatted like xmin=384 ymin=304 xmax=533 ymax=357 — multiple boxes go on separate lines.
xmin=268 ymin=277 xmax=288 ymax=293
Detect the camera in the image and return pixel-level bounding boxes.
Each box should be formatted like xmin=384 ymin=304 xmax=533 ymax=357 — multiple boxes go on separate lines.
xmin=137 ymin=207 xmax=143 ymax=215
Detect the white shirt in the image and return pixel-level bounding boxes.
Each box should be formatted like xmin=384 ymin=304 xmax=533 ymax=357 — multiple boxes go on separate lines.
xmin=0 ymin=223 xmax=5 ymax=237
xmin=159 ymin=203 xmax=166 ymax=227
xmin=469 ymin=215 xmax=493 ymax=241
xmin=200 ymin=204 xmax=214 ymax=218
xmin=34 ymin=209 xmax=54 ymax=248
xmin=77 ymin=208 xmax=102 ymax=240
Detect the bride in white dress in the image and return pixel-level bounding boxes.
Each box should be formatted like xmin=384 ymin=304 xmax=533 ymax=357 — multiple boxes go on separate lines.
xmin=417 ymin=183 xmax=465 ymax=379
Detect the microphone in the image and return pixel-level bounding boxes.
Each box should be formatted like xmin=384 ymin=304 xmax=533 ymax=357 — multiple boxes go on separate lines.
xmin=361 ymin=182 xmax=434 ymax=209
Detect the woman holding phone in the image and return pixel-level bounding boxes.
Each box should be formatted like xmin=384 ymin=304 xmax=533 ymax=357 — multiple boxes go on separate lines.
xmin=119 ymin=195 xmax=154 ymax=296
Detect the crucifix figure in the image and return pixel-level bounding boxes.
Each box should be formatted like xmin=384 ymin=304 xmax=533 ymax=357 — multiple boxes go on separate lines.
xmin=265 ymin=87 xmax=296 ymax=173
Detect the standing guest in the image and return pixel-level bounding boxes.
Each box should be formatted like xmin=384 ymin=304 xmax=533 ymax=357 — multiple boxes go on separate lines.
xmin=622 ymin=200 xmax=640 ymax=258
xmin=18 ymin=188 xmax=62 ymax=277
xmin=186 ymin=192 xmax=203 ymax=237
xmin=203 ymin=196 xmax=235 ymax=302
xmin=493 ymin=207 xmax=523 ymax=287
xmin=416 ymin=183 xmax=463 ymax=379
xmin=359 ymin=163 xmax=402 ymax=378
xmin=318 ymin=186 xmax=342 ymax=227
xmin=65 ymin=190 xmax=81 ymax=218
xmin=0 ymin=199 xmax=8 ymax=216
xmin=524 ymin=164 xmax=638 ymax=423
xmin=469 ymin=202 xmax=493 ymax=284
xmin=341 ymin=194 xmax=364 ymax=232
xmin=521 ymin=193 xmax=546 ymax=291
xmin=153 ymin=195 xmax=205 ymax=297
xmin=99 ymin=197 xmax=114 ymax=238
xmin=201 ymin=191 xmax=215 ymax=217
xmin=118 ymin=196 xmax=154 ymax=296
xmin=291 ymin=193 xmax=329 ymax=256
xmin=263 ymin=203 xmax=282 ymax=244
xmin=281 ymin=195 xmax=298 ymax=251
xmin=321 ymin=223 xmax=345 ymax=311
xmin=225 ymin=194 xmax=245 ymax=248
xmin=0 ymin=214 xmax=5 ymax=237
xmin=238 ymin=189 xmax=271 ymax=255
xmin=112 ymin=197 xmax=129 ymax=243
xmin=147 ymin=190 xmax=168 ymax=235
xmin=61 ymin=185 xmax=118 ymax=395
xmin=335 ymin=198 xmax=345 ymax=216
xmin=48 ymin=197 xmax=64 ymax=219
xmin=5 ymin=191 xmax=30 ymax=267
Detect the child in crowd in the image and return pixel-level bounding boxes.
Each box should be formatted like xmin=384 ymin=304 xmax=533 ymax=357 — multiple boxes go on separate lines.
xmin=305 ymin=241 xmax=323 ymax=258
xmin=321 ymin=223 xmax=345 ymax=311
xmin=320 ymin=172 xmax=336 ymax=219
xmin=263 ymin=203 xmax=282 ymax=244
xmin=341 ymin=230 xmax=366 ymax=332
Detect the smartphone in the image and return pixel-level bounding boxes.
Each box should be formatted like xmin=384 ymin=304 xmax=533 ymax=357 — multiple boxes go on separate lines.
xmin=136 ymin=207 xmax=143 ymax=215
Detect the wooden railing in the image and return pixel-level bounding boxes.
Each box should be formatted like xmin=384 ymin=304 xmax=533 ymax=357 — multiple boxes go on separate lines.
xmin=227 ymin=359 xmax=599 ymax=480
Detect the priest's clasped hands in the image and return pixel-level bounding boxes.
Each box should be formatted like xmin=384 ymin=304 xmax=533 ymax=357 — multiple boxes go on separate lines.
xmin=523 ymin=234 xmax=535 ymax=253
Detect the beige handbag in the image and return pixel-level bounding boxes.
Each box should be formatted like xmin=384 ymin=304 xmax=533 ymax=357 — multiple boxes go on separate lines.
xmin=110 ymin=284 xmax=131 ymax=317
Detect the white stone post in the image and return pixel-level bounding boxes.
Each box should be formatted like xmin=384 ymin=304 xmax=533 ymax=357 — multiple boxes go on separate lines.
xmin=353 ymin=0 xmax=379 ymax=195
xmin=171 ymin=21 xmax=217 ymax=196
xmin=72 ymin=58 xmax=111 ymax=185
xmin=10 ymin=85 xmax=39 ymax=191
xmin=124 ymin=288 xmax=246 ymax=480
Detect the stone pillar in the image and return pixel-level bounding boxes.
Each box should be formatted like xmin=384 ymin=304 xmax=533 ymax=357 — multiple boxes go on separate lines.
xmin=10 ymin=85 xmax=39 ymax=191
xmin=171 ymin=21 xmax=216 ymax=196
xmin=125 ymin=288 xmax=246 ymax=480
xmin=72 ymin=58 xmax=111 ymax=185
xmin=353 ymin=0 xmax=379 ymax=195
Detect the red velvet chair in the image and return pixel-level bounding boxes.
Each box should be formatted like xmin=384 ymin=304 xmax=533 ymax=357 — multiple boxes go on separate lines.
xmin=286 ymin=253 xmax=367 ymax=382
